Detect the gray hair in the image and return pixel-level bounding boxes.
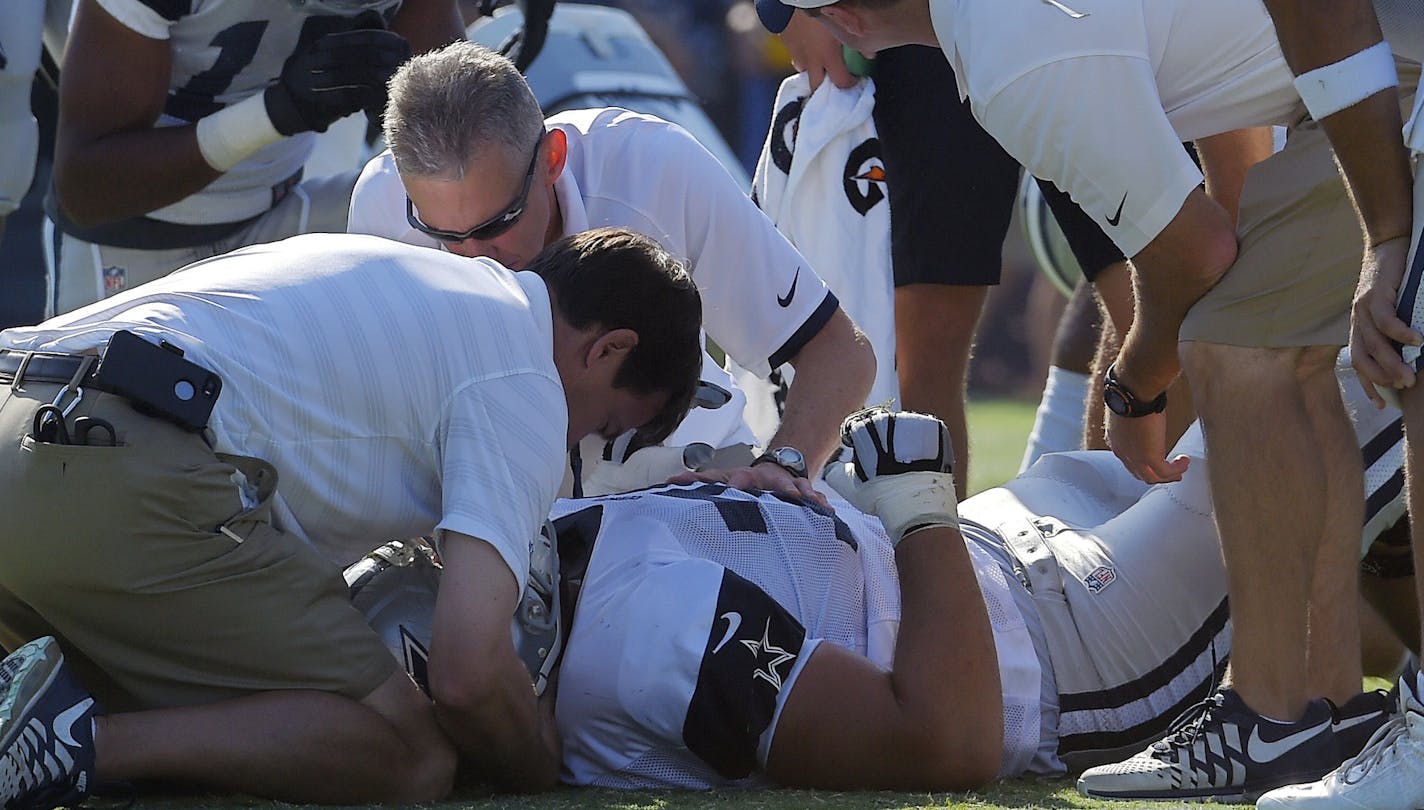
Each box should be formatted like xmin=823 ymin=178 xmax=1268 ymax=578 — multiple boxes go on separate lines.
xmin=384 ymin=41 xmax=546 ymax=179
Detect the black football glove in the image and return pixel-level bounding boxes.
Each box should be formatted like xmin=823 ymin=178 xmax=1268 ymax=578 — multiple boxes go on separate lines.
xmin=264 ymin=23 xmax=411 ymax=135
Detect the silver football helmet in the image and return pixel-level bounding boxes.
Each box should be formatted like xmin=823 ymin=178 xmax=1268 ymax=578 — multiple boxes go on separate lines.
xmin=1017 ymin=172 xmax=1084 ymax=299
xmin=345 ymin=527 xmax=564 ymax=697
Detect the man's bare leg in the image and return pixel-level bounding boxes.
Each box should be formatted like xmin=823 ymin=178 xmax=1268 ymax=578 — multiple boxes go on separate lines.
xmin=1183 ymin=341 xmax=1363 ymax=719
xmin=96 ymin=671 xmax=455 ymax=803
xmin=894 ymin=283 xmax=987 ymax=500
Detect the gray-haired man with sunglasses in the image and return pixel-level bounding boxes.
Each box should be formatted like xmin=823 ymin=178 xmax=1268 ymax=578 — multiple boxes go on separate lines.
xmin=347 ymin=41 xmax=875 ymax=504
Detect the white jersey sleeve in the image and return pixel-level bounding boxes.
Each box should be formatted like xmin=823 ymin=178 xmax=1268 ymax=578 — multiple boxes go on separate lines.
xmin=435 ymin=372 xmax=567 ymax=594
xmin=0 ymin=0 xmax=43 ymax=217
xmin=560 ymin=110 xmax=839 ymax=378
xmin=348 ymin=149 xmax=440 ymax=248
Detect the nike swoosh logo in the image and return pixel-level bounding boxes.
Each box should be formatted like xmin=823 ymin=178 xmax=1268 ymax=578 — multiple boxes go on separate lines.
xmin=777 ymin=267 xmax=800 ymax=308
xmin=1334 ymin=713 xmax=1381 ymax=733
xmin=1042 ymin=0 xmax=1089 ymax=18
xmin=1106 ymin=192 xmax=1127 ymax=227
xmin=712 ymin=611 xmax=742 ymax=654
xmin=53 ymin=698 xmax=94 ymax=749
xmin=1246 ymin=720 xmax=1329 ymax=763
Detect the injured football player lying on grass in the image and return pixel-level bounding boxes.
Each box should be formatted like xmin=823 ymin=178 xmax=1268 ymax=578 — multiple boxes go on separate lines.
xmin=348 ymin=368 xmax=1408 ymax=792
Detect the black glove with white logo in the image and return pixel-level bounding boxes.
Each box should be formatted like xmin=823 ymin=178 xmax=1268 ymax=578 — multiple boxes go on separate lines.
xmin=264 ymin=17 xmax=411 ymax=135
xmin=824 ymin=407 xmax=960 ymax=545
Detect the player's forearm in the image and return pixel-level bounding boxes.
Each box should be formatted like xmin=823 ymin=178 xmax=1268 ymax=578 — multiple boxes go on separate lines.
xmin=1263 ymin=0 xmax=1412 ymax=245
xmin=391 ymin=0 xmax=466 ymax=56
xmin=53 ymin=126 xmax=223 ymax=227
xmin=890 ymin=526 xmax=1002 ymax=786
xmin=431 ymin=657 xmax=559 ymax=792
xmin=774 ymin=310 xmax=875 ymax=474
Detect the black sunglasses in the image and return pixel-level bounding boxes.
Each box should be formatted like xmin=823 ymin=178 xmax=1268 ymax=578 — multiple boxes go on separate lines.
xmin=406 ymin=134 xmax=544 ymax=244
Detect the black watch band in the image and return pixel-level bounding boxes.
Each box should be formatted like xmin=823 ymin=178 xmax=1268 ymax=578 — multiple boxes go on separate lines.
xmin=1103 ymin=362 xmax=1167 ymax=418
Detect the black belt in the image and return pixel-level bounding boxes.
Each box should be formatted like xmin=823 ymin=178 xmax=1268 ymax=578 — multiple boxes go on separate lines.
xmin=0 ymin=351 xmax=94 ymax=386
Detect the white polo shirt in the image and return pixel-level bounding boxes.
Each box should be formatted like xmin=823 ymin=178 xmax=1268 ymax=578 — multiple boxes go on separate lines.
xmin=0 ymin=233 xmax=567 ymax=591
xmin=931 ymin=0 xmax=1301 ymax=256
xmin=349 ymin=108 xmax=839 ymax=447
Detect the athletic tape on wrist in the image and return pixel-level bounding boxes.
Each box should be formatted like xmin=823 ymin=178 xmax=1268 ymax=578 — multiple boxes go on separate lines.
xmin=194 ymin=92 xmax=286 ymax=173
xmin=1293 ymin=40 xmax=1398 ymax=121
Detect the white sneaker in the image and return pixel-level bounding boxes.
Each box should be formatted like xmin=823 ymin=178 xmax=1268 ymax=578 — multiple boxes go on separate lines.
xmin=1257 ymin=673 xmax=1424 ymax=809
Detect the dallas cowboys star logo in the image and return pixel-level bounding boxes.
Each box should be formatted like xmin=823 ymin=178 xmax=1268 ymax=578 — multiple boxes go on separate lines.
xmin=740 ymin=619 xmax=797 ymax=691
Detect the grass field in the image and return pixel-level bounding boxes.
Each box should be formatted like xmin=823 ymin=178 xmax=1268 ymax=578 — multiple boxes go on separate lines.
xmin=104 ymin=398 xmax=1241 ymax=810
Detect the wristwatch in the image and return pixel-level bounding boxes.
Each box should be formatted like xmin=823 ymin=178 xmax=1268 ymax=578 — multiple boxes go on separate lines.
xmin=1103 ymin=362 xmax=1167 ymax=418
xmin=752 ymin=446 xmax=809 ymax=478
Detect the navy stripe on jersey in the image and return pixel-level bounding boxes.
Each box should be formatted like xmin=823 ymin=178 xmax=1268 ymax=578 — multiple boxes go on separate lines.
xmin=138 ymin=0 xmax=194 ymax=22
xmin=769 ymin=291 xmax=839 ymax=369
xmin=1362 ymin=417 xmax=1404 ymax=470
xmin=1397 ymin=232 xmax=1424 ymax=372
xmin=1367 ymin=469 xmax=1405 ymax=528
xmin=683 ymin=568 xmax=807 ymax=779
xmin=1057 ymin=659 xmax=1226 ymax=758
xmin=1059 ymin=598 xmax=1229 ymax=713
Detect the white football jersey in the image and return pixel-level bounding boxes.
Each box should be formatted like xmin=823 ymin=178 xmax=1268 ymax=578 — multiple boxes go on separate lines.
xmin=94 ymin=0 xmax=400 ymax=224
xmin=549 ymin=484 xmax=1046 ymax=787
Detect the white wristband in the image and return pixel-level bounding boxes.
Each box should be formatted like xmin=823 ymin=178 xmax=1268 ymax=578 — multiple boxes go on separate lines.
xmin=194 ymin=92 xmax=286 ymax=173
xmin=1293 ymin=40 xmax=1398 ymax=121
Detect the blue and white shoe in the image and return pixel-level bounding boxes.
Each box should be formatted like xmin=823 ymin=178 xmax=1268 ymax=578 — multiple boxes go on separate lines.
xmin=1257 ymin=672 xmax=1424 ymax=809
xmin=1077 ymin=689 xmax=1339 ymax=803
xmin=0 ymin=637 xmax=97 ymax=809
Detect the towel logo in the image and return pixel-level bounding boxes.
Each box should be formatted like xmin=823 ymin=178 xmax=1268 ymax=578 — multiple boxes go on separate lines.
xmin=844 ymin=138 xmax=886 ymax=216
xmin=770 ymin=97 xmax=804 ymax=177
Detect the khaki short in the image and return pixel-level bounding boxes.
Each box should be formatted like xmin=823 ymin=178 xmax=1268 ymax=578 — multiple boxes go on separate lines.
xmin=0 ymin=376 xmax=395 ymax=712
xmin=1182 ymin=73 xmax=1419 ymax=348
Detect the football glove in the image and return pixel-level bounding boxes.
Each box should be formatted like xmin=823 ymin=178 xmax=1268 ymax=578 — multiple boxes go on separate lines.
xmin=264 ymin=16 xmax=411 ymax=135
xmin=824 ymin=407 xmax=960 ymax=546
xmin=581 ymin=431 xmax=715 ymax=497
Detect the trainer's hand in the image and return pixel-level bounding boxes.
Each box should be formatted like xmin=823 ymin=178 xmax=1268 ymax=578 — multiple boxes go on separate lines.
xmin=1105 ymin=409 xmax=1189 ymax=484
xmin=780 ymin=10 xmax=858 ymax=91
xmin=264 ymin=24 xmax=411 ymax=135
xmin=668 ymin=461 xmax=828 ymax=508
xmin=1351 ymin=236 xmax=1421 ymax=409
xmin=823 ymin=408 xmax=958 ymax=545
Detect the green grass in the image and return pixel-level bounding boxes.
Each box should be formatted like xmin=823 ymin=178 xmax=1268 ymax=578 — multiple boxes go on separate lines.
xmin=96 ymin=780 xmax=1237 ymax=810
xmin=966 ymin=396 xmax=1037 ymax=496
xmin=98 ymin=398 xmax=1240 ymax=810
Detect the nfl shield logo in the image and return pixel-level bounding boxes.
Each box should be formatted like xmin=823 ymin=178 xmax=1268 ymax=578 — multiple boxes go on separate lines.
xmin=102 ymin=265 xmax=126 ymax=295
xmin=1084 ymin=565 xmax=1117 ymax=593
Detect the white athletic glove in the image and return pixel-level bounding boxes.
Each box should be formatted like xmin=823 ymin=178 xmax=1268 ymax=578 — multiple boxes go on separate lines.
xmin=824 ymin=407 xmax=960 ymax=546
xmin=580 ymin=431 xmax=716 ymax=496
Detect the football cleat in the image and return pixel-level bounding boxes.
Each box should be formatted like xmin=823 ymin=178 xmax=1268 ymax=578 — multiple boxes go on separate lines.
xmin=0 ymin=637 xmax=97 ymax=809
xmin=1257 ymin=673 xmax=1424 ymax=809
xmin=1077 ymin=689 xmax=1339 ymax=802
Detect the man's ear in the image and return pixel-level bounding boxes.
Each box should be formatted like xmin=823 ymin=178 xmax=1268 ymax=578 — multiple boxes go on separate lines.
xmin=543 ymin=128 xmax=569 ymax=185
xmin=584 ymin=327 xmax=639 ymax=372
xmin=819 ymin=3 xmax=869 ymax=37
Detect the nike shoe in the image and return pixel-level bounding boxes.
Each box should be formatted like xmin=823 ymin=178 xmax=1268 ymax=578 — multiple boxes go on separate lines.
xmin=0 ymin=637 xmax=97 ymax=809
xmin=1256 ymin=672 xmax=1424 ymax=809
xmin=1076 ymin=689 xmax=1339 ymax=803
xmin=1330 ymin=688 xmax=1394 ymax=761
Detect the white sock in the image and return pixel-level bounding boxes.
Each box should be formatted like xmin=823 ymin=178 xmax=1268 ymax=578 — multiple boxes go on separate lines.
xmin=1019 ymin=366 xmax=1090 ymax=473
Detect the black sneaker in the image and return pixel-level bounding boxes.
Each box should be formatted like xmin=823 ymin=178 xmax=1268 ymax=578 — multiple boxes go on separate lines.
xmin=1332 ymin=688 xmax=1395 ymax=760
xmin=1076 ymin=689 xmax=1339 ymax=802
xmin=0 ymin=637 xmax=97 ymax=809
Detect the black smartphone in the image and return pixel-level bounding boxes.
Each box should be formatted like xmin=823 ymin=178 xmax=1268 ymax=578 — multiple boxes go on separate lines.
xmin=90 ymin=330 xmax=222 ymax=431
